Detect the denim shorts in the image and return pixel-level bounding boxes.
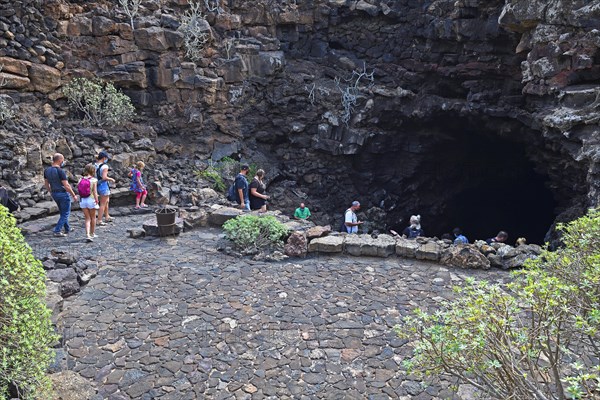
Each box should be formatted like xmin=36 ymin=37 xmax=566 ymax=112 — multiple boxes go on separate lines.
xmin=98 ymin=181 xmax=110 ymax=196
xmin=80 ymin=196 xmax=99 ymax=209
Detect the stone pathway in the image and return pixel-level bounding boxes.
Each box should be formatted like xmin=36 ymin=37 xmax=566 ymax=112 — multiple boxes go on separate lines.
xmin=25 ymin=208 xmax=509 ymax=399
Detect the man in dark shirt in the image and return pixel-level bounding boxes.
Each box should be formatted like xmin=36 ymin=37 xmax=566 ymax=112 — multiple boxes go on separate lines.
xmin=44 ymin=153 xmax=77 ymax=237
xmin=235 ymin=165 xmax=250 ymax=211
xmin=486 ymin=231 xmax=508 ymax=245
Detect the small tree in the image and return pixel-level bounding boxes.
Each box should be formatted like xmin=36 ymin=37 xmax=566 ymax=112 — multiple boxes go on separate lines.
xmin=0 ymin=205 xmax=58 ymax=399
xmin=398 ymin=209 xmax=600 ymax=400
xmin=62 ymin=78 xmax=135 ymax=127
xmin=179 ymin=1 xmax=212 ymax=62
xmin=119 ymin=0 xmax=142 ymax=30
xmin=223 ymin=215 xmax=289 ymax=255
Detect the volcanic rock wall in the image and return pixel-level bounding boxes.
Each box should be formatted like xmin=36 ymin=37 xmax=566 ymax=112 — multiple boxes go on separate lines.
xmin=0 ymin=0 xmax=598 ymax=237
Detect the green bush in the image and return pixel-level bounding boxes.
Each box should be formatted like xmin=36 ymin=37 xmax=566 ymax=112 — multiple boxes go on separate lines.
xmin=0 ymin=205 xmax=57 ymax=399
xmin=62 ymin=78 xmax=135 ymax=126
xmin=398 ymin=209 xmax=600 ymax=399
xmin=197 ymin=167 xmax=226 ymax=192
xmin=223 ymin=215 xmax=289 ymax=254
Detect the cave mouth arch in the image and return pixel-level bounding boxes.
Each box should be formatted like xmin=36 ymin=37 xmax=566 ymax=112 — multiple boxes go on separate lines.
xmin=352 ymin=117 xmax=574 ymax=244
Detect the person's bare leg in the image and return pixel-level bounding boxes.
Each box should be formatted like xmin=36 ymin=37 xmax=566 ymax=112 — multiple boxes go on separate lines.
xmin=104 ymin=196 xmax=111 ymax=220
xmin=97 ymin=196 xmax=107 ymax=224
xmin=140 ymin=191 xmax=147 ymax=207
xmin=90 ymin=209 xmax=96 ymax=236
xmin=83 ymin=208 xmax=91 ymax=236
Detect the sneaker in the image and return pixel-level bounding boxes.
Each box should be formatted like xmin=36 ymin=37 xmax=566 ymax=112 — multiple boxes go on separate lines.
xmin=92 ymin=233 xmax=98 ymax=238
xmin=97 ymin=221 xmax=107 ymax=226
xmin=105 ymin=217 xmax=115 ymax=223
xmin=86 ymin=236 xmax=94 ymax=242
xmin=65 ymin=227 xmax=75 ymax=233
xmin=54 ymin=232 xmax=67 ymax=237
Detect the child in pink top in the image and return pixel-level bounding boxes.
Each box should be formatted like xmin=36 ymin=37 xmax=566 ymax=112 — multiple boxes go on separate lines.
xmin=129 ymin=161 xmax=148 ymax=208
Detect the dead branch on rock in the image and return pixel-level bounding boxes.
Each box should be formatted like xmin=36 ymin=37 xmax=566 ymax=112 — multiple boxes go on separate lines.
xmin=204 ymin=0 xmax=224 ymax=14
xmin=119 ymin=0 xmax=142 ymax=30
xmin=335 ymin=63 xmax=375 ymax=125
xmin=179 ymin=1 xmax=212 ymax=62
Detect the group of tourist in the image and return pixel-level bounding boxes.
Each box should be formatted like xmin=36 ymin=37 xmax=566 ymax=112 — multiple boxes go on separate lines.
xmin=43 ymin=155 xmax=509 ymax=246
xmin=44 ymin=151 xmax=147 ymax=243
xmin=342 ymin=200 xmax=510 ymax=245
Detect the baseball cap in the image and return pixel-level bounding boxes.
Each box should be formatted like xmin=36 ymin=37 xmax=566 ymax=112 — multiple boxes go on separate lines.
xmin=98 ymin=151 xmax=110 ymax=160
xmin=241 ymin=164 xmax=249 ymax=171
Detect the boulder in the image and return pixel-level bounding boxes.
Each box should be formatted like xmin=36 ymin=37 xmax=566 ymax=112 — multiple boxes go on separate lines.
xmin=197 ymin=188 xmax=219 ymax=201
xmin=181 ymin=209 xmax=208 ymax=229
xmin=0 ymin=72 xmax=30 ymax=89
xmin=147 ymin=181 xmax=171 ymax=205
xmin=0 ymin=56 xmax=31 ymax=76
xmin=46 ymin=268 xmax=80 ymax=298
xmin=28 ymin=63 xmax=61 ymax=93
xmin=415 ymin=241 xmax=442 ymax=261
xmin=308 ymin=235 xmax=344 ymax=253
xmin=284 ymin=231 xmax=307 ymax=258
xmin=395 ymin=238 xmax=419 ymax=258
xmin=154 ymin=137 xmax=180 ymax=154
xmin=487 ymin=254 xmax=504 ymax=268
xmin=134 ymin=26 xmax=170 ymax=51
xmin=344 ymin=234 xmax=396 ymax=257
xmin=208 ymin=206 xmax=243 ymax=226
xmin=45 ymin=281 xmax=63 ymax=322
xmin=283 ymin=219 xmax=314 ymax=232
xmin=306 ymin=225 xmax=331 ymax=240
xmin=441 ymin=244 xmax=491 ymax=270
xmin=127 ymin=228 xmax=146 ymax=238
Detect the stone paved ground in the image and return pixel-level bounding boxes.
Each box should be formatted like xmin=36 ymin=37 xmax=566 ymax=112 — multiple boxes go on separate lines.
xmin=25 ymin=208 xmax=509 ymax=399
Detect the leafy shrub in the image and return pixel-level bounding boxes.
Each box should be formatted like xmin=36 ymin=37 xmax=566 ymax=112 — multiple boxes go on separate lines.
xmin=197 ymin=167 xmax=226 ymax=192
xmin=398 ymin=209 xmax=600 ymax=399
xmin=223 ymin=215 xmax=289 ymax=254
xmin=0 ymin=205 xmax=57 ymax=399
xmin=195 ymin=158 xmax=243 ymax=192
xmin=62 ymin=78 xmax=135 ymax=126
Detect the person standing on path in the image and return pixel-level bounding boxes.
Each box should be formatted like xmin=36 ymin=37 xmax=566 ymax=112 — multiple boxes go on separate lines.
xmin=235 ymin=165 xmax=250 ymax=211
xmin=129 ymin=161 xmax=148 ymax=209
xmin=344 ymin=201 xmax=363 ymax=234
xmin=78 ymin=164 xmax=99 ymax=242
xmin=44 ymin=153 xmax=77 ymax=237
xmin=95 ymin=151 xmax=115 ymax=226
xmin=249 ymin=169 xmax=269 ymax=212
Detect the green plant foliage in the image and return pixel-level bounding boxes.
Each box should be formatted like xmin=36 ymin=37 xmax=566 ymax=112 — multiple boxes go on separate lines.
xmin=398 ymin=208 xmax=600 ymax=400
xmin=196 ymin=167 xmax=226 ymax=192
xmin=62 ymin=78 xmax=135 ymax=126
xmin=223 ymin=215 xmax=289 ymax=254
xmin=0 ymin=205 xmax=57 ymax=399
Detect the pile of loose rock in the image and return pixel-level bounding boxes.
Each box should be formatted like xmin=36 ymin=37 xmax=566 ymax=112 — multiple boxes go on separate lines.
xmin=43 ymin=250 xmax=98 ymax=321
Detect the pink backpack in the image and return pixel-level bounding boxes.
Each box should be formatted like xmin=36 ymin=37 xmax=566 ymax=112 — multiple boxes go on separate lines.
xmin=78 ymin=177 xmax=91 ymax=198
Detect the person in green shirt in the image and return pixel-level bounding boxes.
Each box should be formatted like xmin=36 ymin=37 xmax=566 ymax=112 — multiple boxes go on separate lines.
xmin=294 ymin=202 xmax=311 ymax=220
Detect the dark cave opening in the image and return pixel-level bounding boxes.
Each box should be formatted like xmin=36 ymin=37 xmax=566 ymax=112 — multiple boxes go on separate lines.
xmin=354 ymin=119 xmax=563 ymax=244
xmin=426 ymin=133 xmax=558 ymax=244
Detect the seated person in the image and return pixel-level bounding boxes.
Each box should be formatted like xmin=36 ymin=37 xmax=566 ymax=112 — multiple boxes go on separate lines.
xmin=294 ymin=202 xmax=311 ymax=220
xmin=486 ymin=231 xmax=508 ymax=245
xmin=402 ymin=215 xmax=423 ymax=239
xmin=453 ymin=227 xmax=469 ymax=245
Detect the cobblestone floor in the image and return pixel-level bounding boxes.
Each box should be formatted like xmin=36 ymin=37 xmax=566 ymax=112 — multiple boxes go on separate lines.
xmin=25 ymin=209 xmax=509 ymax=399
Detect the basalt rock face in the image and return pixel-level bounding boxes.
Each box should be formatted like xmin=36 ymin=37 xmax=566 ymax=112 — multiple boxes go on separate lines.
xmin=0 ymin=0 xmax=598 ymax=243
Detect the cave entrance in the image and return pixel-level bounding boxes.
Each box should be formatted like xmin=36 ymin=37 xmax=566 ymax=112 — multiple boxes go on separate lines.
xmin=355 ymin=118 xmax=563 ymax=244
xmin=427 ymin=132 xmax=558 ymax=244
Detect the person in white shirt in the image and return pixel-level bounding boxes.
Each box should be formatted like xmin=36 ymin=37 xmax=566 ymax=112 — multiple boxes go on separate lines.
xmin=344 ymin=201 xmax=363 ymax=234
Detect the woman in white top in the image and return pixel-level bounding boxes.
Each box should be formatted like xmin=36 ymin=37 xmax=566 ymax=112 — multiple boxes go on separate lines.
xmin=78 ymin=163 xmax=99 ymax=242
